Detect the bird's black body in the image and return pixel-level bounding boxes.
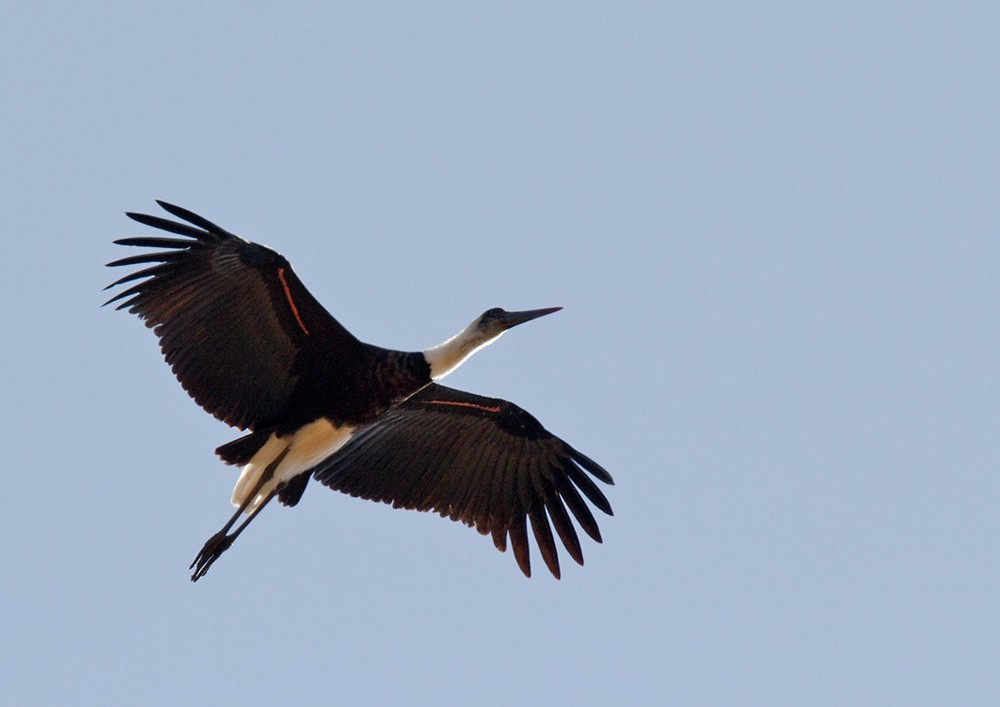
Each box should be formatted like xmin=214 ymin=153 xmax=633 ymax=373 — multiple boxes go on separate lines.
xmin=106 ymin=201 xmax=613 ymax=580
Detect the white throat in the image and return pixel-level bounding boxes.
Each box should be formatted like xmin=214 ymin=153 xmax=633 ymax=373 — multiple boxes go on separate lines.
xmin=424 ymin=323 xmax=501 ymax=380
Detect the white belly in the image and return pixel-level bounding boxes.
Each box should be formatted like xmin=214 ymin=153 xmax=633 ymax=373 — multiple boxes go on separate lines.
xmin=231 ymin=418 xmax=355 ymax=513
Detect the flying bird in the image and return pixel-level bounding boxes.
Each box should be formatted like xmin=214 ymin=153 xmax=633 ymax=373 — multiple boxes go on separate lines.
xmin=105 ymin=201 xmax=613 ymax=581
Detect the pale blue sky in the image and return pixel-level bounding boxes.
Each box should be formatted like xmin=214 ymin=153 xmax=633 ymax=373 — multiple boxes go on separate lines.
xmin=3 ymin=2 xmax=999 ymax=705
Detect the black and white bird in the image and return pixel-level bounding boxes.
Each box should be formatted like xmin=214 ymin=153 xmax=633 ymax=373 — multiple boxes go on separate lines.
xmin=105 ymin=201 xmax=613 ymax=581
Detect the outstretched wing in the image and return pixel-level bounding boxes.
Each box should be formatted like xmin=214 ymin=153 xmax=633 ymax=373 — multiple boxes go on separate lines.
xmin=105 ymin=201 xmax=361 ymax=431
xmin=313 ymin=383 xmax=614 ymax=578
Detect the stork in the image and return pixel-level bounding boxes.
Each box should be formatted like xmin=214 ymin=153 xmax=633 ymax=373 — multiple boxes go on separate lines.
xmin=105 ymin=201 xmax=613 ymax=581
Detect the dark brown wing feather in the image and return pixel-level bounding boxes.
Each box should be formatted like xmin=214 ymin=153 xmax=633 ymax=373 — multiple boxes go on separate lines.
xmin=105 ymin=201 xmax=360 ymax=430
xmin=312 ymin=383 xmax=614 ymax=578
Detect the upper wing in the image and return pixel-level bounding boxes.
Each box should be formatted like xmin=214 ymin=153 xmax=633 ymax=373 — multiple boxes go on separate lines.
xmin=312 ymin=383 xmax=614 ymax=578
xmin=105 ymin=201 xmax=361 ymax=431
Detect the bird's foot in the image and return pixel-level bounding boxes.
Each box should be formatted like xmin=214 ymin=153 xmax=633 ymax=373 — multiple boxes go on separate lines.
xmin=190 ymin=530 xmax=233 ymax=582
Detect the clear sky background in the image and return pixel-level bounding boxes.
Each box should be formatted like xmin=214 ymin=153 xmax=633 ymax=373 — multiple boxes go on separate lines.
xmin=3 ymin=2 xmax=998 ymax=705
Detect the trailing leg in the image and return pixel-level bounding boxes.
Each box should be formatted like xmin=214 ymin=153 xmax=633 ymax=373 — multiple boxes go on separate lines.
xmin=189 ymin=448 xmax=289 ymax=581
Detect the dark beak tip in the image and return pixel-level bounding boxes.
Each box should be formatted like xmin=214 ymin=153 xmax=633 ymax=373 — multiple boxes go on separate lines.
xmin=531 ymin=306 xmax=562 ymax=317
xmin=503 ymin=306 xmax=563 ymax=329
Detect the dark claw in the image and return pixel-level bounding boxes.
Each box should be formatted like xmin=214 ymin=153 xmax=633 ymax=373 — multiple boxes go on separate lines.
xmin=190 ymin=531 xmax=234 ymax=581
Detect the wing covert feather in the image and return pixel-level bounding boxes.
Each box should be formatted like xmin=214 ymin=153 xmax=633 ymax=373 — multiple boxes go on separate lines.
xmin=106 ymin=201 xmax=359 ymax=430
xmin=313 ymin=383 xmax=613 ymax=578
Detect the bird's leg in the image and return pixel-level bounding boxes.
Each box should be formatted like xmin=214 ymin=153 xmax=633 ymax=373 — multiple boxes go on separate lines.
xmin=189 ymin=491 xmax=276 ymax=581
xmin=189 ymin=448 xmax=288 ymax=582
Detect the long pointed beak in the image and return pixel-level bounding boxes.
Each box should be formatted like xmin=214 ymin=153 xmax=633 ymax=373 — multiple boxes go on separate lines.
xmin=500 ymin=306 xmax=562 ymax=330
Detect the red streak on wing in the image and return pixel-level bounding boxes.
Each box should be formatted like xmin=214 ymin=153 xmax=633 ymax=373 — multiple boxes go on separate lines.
xmin=277 ymin=267 xmax=310 ymax=335
xmin=427 ymin=399 xmax=502 ymax=414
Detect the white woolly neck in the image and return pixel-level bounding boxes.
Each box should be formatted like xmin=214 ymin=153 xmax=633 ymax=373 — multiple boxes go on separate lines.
xmin=423 ymin=321 xmax=502 ymax=380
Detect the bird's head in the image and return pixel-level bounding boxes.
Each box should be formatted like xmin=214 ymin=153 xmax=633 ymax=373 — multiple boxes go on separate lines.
xmin=425 ymin=306 xmax=562 ymax=380
xmin=474 ymin=306 xmax=562 ymax=341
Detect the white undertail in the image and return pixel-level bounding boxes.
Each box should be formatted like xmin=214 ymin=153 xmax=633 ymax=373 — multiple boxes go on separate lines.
xmin=233 ymin=418 xmax=356 ymax=514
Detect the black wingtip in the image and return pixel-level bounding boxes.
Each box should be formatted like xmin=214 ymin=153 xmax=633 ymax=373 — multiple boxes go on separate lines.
xmin=509 ymin=515 xmax=532 ymax=578
xmin=569 ymin=445 xmax=614 ymax=486
xmin=155 ymin=200 xmax=230 ymax=235
xmin=155 ymin=200 xmax=186 ymax=218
